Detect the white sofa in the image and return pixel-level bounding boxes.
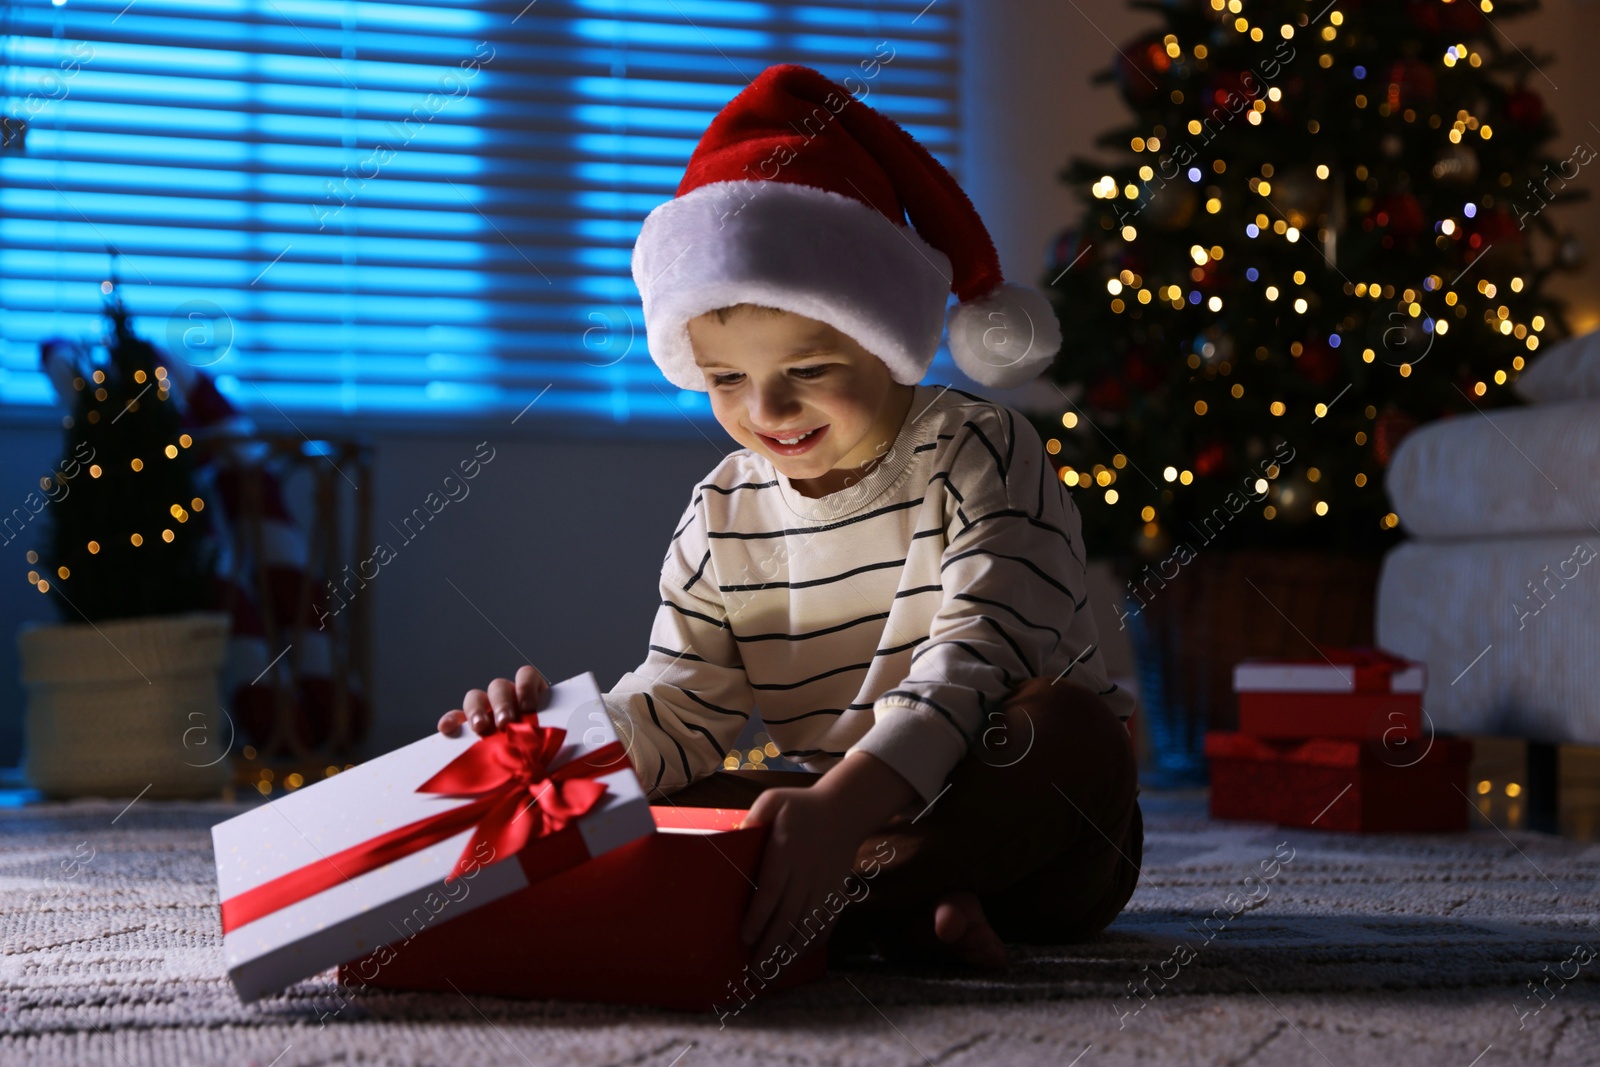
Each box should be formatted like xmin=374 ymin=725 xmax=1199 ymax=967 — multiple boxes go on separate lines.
xmin=1376 ymin=329 xmax=1600 ymax=749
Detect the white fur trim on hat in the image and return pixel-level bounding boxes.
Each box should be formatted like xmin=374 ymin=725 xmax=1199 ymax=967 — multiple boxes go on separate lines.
xmin=631 ymin=180 xmax=953 ymax=392
xmin=945 ymin=281 xmax=1062 ymax=390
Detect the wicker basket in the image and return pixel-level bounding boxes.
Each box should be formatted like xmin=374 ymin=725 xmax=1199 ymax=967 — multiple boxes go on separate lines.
xmin=17 ymin=610 xmax=234 ymax=799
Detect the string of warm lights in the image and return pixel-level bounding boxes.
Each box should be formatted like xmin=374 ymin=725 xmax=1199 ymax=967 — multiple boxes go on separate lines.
xmin=28 ymin=377 xmax=201 ymax=595
xmin=26 ymin=275 xmax=219 ymax=629
xmin=1046 ymin=0 xmax=1570 ymax=556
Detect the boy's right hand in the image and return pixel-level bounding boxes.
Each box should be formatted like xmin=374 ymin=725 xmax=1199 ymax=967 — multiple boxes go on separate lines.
xmin=437 ymin=665 xmax=550 ymax=737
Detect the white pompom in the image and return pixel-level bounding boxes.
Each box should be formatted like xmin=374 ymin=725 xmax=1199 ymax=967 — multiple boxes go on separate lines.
xmin=945 ymin=282 xmax=1062 ymax=389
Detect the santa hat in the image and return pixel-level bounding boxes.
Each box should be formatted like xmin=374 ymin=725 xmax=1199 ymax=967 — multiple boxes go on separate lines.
xmin=631 ymin=63 xmax=1061 ymax=392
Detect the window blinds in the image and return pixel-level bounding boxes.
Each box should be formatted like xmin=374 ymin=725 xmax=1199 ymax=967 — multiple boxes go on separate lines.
xmin=0 ymin=0 xmax=963 ymax=438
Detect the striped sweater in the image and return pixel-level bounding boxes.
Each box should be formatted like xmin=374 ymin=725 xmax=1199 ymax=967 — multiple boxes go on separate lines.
xmin=599 ymin=383 xmax=1135 ymax=804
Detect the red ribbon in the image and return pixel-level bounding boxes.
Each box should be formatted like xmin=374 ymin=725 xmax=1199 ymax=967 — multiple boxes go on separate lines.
xmin=1312 ymin=645 xmax=1410 ymax=692
xmin=219 ymin=722 xmax=625 ymax=934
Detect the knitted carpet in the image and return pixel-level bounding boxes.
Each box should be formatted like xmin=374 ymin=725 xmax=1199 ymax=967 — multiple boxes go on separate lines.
xmin=2 ymin=790 xmax=1596 ymax=1067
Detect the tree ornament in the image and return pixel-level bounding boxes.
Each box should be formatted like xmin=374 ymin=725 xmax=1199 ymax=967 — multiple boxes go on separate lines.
xmin=1296 ymin=335 xmax=1341 ymax=385
xmin=1387 ymin=59 xmax=1437 ymax=109
xmin=1194 ymin=440 xmax=1229 ymax=478
xmin=1405 ymin=0 xmax=1443 ymax=34
xmin=1442 ymin=0 xmax=1485 ymax=35
xmin=1087 ymin=373 xmax=1129 ymax=412
xmin=1368 ymin=192 xmax=1426 ymax=242
xmin=1463 ymin=208 xmax=1526 ymax=272
xmin=1372 ymin=406 xmax=1420 ymax=468
xmin=1123 ymin=346 xmax=1165 ymax=392
xmin=1116 ymin=33 xmax=1174 ymax=107
xmin=1206 ymin=69 xmax=1263 ymax=114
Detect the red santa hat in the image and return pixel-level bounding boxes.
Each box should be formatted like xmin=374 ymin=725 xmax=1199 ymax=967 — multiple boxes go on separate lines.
xmin=631 ymin=63 xmax=1061 ymax=392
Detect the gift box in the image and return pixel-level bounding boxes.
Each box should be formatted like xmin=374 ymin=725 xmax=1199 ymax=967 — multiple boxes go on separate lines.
xmin=1234 ymin=647 xmax=1427 ymax=741
xmin=1205 ymin=730 xmax=1473 ymax=833
xmin=211 ymin=672 xmax=654 ymax=1003
xmin=338 ymin=803 xmax=832 ymax=1013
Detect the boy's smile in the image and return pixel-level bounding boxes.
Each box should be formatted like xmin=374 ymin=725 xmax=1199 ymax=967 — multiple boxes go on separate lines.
xmin=687 ymin=304 xmax=916 ymax=499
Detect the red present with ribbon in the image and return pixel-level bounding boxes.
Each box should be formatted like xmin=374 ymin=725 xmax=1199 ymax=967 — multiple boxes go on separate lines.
xmin=1205 ymin=730 xmax=1472 ymax=833
xmin=338 ymin=804 xmax=832 ymax=1011
xmin=211 ymin=672 xmax=653 ymax=1003
xmin=1233 ymin=646 xmax=1428 ymax=741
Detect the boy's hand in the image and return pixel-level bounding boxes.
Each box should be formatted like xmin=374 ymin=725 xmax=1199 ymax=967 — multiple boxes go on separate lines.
xmin=737 ymin=751 xmax=919 ymax=963
xmin=438 ymin=665 xmax=549 ymax=737
xmin=737 ymin=785 xmax=867 ymax=964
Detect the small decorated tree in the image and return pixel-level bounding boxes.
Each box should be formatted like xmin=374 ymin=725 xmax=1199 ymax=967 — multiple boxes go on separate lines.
xmin=33 ymin=280 xmax=217 ymax=621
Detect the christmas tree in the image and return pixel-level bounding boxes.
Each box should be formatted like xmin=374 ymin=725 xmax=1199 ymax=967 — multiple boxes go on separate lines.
xmin=1042 ymin=0 xmax=1586 ymax=566
xmin=33 ymin=278 xmax=217 ymax=622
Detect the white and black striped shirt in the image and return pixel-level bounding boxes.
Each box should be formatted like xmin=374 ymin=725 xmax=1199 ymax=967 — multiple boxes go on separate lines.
xmin=601 ymin=384 xmax=1135 ymax=803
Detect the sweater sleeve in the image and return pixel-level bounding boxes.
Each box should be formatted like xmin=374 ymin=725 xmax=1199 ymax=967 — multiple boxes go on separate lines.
xmin=845 ymin=405 xmax=1100 ymax=804
xmin=600 ymin=489 xmax=756 ymax=799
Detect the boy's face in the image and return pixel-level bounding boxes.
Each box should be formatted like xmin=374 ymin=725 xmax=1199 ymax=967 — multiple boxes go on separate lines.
xmin=687 ymin=306 xmax=915 ymax=497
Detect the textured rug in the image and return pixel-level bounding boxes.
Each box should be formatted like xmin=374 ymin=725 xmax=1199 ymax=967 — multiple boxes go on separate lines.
xmin=2 ymin=790 xmax=1597 ymax=1066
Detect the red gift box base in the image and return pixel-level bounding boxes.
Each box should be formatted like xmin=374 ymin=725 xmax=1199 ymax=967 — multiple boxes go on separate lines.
xmin=336 ymin=806 xmax=828 ymax=1012
xmin=1236 ymin=692 xmax=1425 ymax=741
xmin=1205 ymin=731 xmax=1473 ymax=833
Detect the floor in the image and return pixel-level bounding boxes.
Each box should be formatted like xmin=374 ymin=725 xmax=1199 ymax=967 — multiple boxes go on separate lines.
xmin=1 ymin=785 xmax=1596 ymax=1066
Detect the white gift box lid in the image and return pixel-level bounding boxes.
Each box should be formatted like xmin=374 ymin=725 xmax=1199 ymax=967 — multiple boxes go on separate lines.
xmin=1232 ymin=656 xmax=1426 ymax=694
xmin=210 ymin=671 xmax=652 ymax=1003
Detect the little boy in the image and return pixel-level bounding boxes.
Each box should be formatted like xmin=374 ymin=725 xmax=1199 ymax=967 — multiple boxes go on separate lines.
xmin=439 ymin=64 xmax=1140 ymax=972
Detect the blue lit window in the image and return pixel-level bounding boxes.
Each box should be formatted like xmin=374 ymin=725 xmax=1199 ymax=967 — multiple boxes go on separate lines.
xmin=0 ymin=0 xmax=964 ymax=435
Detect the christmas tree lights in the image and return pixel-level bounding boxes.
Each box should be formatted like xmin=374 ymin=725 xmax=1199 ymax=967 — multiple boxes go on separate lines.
xmin=1041 ymin=0 xmax=1587 ymax=561
xmin=34 ymin=277 xmax=217 ymax=621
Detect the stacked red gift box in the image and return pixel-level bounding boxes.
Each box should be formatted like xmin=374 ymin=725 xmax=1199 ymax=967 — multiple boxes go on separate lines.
xmin=1205 ymin=647 xmax=1472 ymax=833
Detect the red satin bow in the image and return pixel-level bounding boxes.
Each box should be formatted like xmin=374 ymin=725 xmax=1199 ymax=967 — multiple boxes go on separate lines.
xmin=1312 ymin=645 xmax=1410 ymax=692
xmin=415 ymin=721 xmax=622 ymax=881
xmin=219 ymin=723 xmax=625 ymax=934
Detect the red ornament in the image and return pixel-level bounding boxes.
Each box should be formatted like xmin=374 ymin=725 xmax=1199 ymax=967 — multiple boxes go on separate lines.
xmin=1506 ymin=88 xmax=1545 ymax=129
xmin=1087 ymin=374 xmax=1129 ymax=412
xmin=1117 ymin=247 xmax=1149 ymax=278
xmin=1123 ymin=348 xmax=1164 ymax=392
xmin=1117 ymin=33 xmax=1174 ymax=106
xmin=1442 ymin=0 xmax=1484 ymax=35
xmin=1368 ymin=193 xmax=1426 ymax=241
xmin=1372 ymin=408 xmax=1419 ymax=467
xmin=1296 ymin=336 xmax=1340 ymax=385
xmin=1462 ymin=207 xmax=1525 ymax=267
xmin=1194 ymin=259 xmax=1233 ymax=293
xmin=1387 ymin=59 xmax=1437 ymax=109
xmin=1406 ymin=0 xmax=1443 ymax=34
xmin=1194 ymin=441 xmax=1229 ymax=478
xmin=1206 ymin=68 xmax=1264 ymax=112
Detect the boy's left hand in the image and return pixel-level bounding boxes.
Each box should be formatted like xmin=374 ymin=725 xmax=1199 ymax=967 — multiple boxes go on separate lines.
xmin=738 ymin=785 xmax=867 ymax=963
xmin=737 ymin=751 xmax=919 ymax=964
